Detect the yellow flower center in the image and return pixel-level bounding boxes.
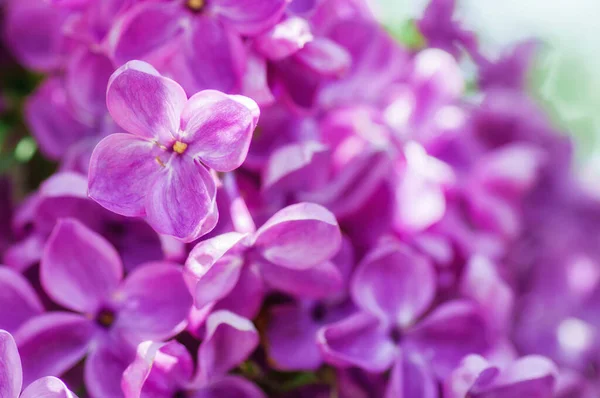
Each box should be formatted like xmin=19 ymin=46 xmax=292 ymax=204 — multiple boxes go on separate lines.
xmin=173 ymin=141 xmax=188 ymax=154
xmin=187 ymin=0 xmax=205 ymax=12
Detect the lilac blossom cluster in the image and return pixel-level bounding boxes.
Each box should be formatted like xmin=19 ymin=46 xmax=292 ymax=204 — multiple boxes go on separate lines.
xmin=0 ymin=0 xmax=597 ymax=397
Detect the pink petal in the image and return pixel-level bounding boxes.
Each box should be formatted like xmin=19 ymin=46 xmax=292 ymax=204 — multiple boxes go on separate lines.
xmin=116 ymin=263 xmax=192 ymax=343
xmin=15 ymin=313 xmax=93 ymax=387
xmin=106 ymin=60 xmax=186 ymax=141
xmin=0 ymin=268 xmax=44 ymax=334
xmin=145 ymin=157 xmax=218 ymax=242
xmin=20 ymin=377 xmax=77 ymax=398
xmin=179 ymin=90 xmax=258 ymax=172
xmin=295 ymin=38 xmax=352 ymax=77
xmin=41 ymin=219 xmax=122 ymax=313
xmin=211 ymin=0 xmax=287 ymax=36
xmin=318 ymin=312 xmax=396 ymax=373
xmin=493 ymin=355 xmax=558 ymax=388
xmin=241 ymin=49 xmax=275 ymax=107
xmin=88 ymin=133 xmax=165 ymax=217
xmin=185 ymin=232 xmax=249 ymax=309
xmin=254 ymin=17 xmax=313 ymax=60
xmin=260 ymin=260 xmax=344 ymax=299
xmin=351 ymin=242 xmax=436 ymax=326
xmin=122 ymin=340 xmax=193 ymax=398
xmin=253 ymin=203 xmax=342 ymax=270
xmin=197 ymin=311 xmax=259 ymax=383
xmin=262 ymin=141 xmax=330 ymax=193
xmin=0 ymin=330 xmax=22 ymax=398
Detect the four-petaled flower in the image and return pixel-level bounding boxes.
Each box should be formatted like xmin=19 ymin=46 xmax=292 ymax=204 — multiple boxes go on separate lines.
xmin=88 ymin=60 xmax=259 ymax=242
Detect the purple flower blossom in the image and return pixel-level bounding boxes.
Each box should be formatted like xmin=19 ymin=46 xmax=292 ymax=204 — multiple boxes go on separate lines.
xmin=318 ymin=241 xmax=491 ymax=377
xmin=0 ymin=329 xmax=77 ymax=398
xmin=88 ymin=60 xmax=259 ymax=241
xmin=185 ymin=202 xmax=342 ymax=318
xmin=16 ymin=218 xmax=192 ymax=397
xmin=121 ymin=310 xmax=263 ymax=398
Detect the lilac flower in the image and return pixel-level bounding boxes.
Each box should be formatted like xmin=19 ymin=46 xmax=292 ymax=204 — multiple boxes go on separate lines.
xmin=16 ymin=218 xmax=192 ymax=397
xmin=0 ymin=329 xmax=77 ymax=398
xmin=318 ymin=241 xmax=491 ymax=378
xmin=121 ymin=310 xmax=263 ymax=398
xmin=185 ymin=202 xmax=342 ymax=318
xmin=88 ymin=60 xmax=259 ymax=241
xmin=108 ymin=0 xmax=287 ymax=94
xmin=444 ymin=354 xmax=558 ymax=398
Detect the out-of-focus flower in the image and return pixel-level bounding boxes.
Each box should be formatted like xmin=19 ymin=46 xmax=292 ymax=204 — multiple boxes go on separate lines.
xmin=0 ymin=329 xmax=78 ymax=398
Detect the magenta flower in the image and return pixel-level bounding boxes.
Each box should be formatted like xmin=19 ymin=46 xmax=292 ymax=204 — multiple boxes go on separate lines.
xmin=318 ymin=242 xmax=490 ymax=378
xmin=109 ymin=0 xmax=287 ymax=94
xmin=185 ymin=202 xmax=343 ymax=318
xmin=16 ymin=219 xmax=192 ymax=397
xmin=88 ymin=60 xmax=259 ymax=242
xmin=122 ymin=310 xmax=263 ymax=398
xmin=0 ymin=330 xmax=77 ymax=398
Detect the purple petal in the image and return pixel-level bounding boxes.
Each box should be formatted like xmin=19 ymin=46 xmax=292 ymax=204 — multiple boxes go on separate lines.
xmin=145 ymin=157 xmax=218 ymax=242
xmin=444 ymin=355 xmax=491 ymax=398
xmin=84 ymin=341 xmax=135 ymax=398
xmin=351 ymin=242 xmax=436 ymax=326
xmin=109 ymin=2 xmax=185 ymax=67
xmin=262 ymin=141 xmax=330 ymax=193
xmin=241 ymin=50 xmax=275 ymax=106
xmin=212 ymin=264 xmax=266 ymax=320
xmin=253 ymin=203 xmax=342 ymax=270
xmin=185 ymin=232 xmax=249 ymax=309
xmin=179 ymin=90 xmax=259 ymax=172
xmin=488 ymin=356 xmax=558 ymax=393
xmin=267 ymin=303 xmax=323 ymax=371
xmin=211 ymin=0 xmax=287 ymax=36
xmin=41 ymin=219 xmax=122 ymax=313
xmin=20 ymin=377 xmax=77 ymax=398
xmin=254 ymin=17 xmax=313 ymax=60
xmin=197 ymin=311 xmax=259 ymax=382
xmin=385 ymin=351 xmax=438 ymax=398
xmin=295 ymin=38 xmax=351 ymax=77
xmin=0 ymin=329 xmax=22 ymax=398
xmin=4 ymin=0 xmax=68 ymax=71
xmin=318 ymin=312 xmax=396 ymax=373
xmin=122 ymin=340 xmax=193 ymax=398
xmin=406 ymin=300 xmax=491 ymax=378
xmin=65 ymin=48 xmax=114 ymax=119
xmin=0 ymin=268 xmax=44 ymax=334
xmin=15 ymin=313 xmax=93 ymax=386
xmin=260 ymin=260 xmax=343 ymax=299
xmin=116 ymin=263 xmax=192 ymax=343
xmin=461 ymin=256 xmax=514 ymax=334
xmin=88 ymin=133 xmax=165 ymax=217
xmin=193 ymin=376 xmax=266 ymax=398
xmin=106 ymin=60 xmax=186 ymax=141
xmin=175 ymin=17 xmax=246 ymax=94
xmin=25 ymin=78 xmax=91 ymax=160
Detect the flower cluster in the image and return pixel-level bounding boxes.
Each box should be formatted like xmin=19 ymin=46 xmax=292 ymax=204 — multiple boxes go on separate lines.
xmin=0 ymin=0 xmax=597 ymax=397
